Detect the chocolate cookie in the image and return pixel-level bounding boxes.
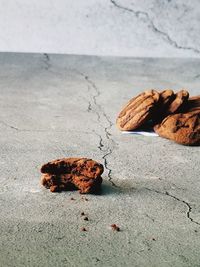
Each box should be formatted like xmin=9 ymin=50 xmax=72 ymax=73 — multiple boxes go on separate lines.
xmin=159 ymin=90 xmax=175 ymax=108
xmin=167 ymin=89 xmax=189 ymax=114
xmin=188 ymin=96 xmax=200 ymax=109
xmin=154 ymin=110 xmax=200 ymax=145
xmin=153 ymin=89 xmax=175 ymax=123
xmin=179 ymin=95 xmax=200 ymax=113
xmin=41 ymin=158 xmax=104 ymax=194
xmin=189 ymin=95 xmax=200 ymax=102
xmin=116 ymin=90 xmax=160 ymax=131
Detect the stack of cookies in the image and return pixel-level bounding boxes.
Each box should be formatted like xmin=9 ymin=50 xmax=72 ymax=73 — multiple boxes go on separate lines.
xmin=116 ymin=89 xmax=200 ymax=145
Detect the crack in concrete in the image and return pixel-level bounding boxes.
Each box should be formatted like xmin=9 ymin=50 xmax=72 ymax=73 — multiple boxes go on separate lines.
xmin=0 ymin=121 xmax=62 ymax=132
xmin=85 ymin=84 xmax=101 ymax=121
xmin=103 ymin=111 xmax=113 ymax=140
xmin=77 ymin=72 xmax=119 ymax=187
xmin=0 ymin=120 xmax=19 ymax=131
xmin=86 ymin=78 xmax=101 ymax=122
xmin=110 ymin=0 xmax=200 ymax=55
xmin=0 ymin=121 xmax=95 ymax=136
xmin=87 ymin=101 xmax=92 ymax=112
xmin=43 ymin=53 xmax=51 ymax=70
xmin=145 ymin=188 xmax=200 ymax=226
xmin=93 ymin=131 xmax=104 ymax=151
xmin=102 ymin=148 xmax=117 ymax=187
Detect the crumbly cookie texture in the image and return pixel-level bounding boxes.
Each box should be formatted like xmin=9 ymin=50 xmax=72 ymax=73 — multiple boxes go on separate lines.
xmin=154 ymin=110 xmax=200 ymax=145
xmin=41 ymin=158 xmax=104 ymax=194
xmin=116 ymin=90 xmax=160 ymax=131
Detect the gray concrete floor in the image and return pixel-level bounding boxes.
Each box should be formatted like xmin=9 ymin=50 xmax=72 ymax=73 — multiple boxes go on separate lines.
xmin=0 ymin=53 xmax=200 ymax=267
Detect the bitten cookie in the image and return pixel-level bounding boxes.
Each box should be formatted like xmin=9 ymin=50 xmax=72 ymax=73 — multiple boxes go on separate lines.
xmin=41 ymin=158 xmax=104 ymax=194
xmin=154 ymin=110 xmax=200 ymax=145
xmin=116 ymin=90 xmax=160 ymax=131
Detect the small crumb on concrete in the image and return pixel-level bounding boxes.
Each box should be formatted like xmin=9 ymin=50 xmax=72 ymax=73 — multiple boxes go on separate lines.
xmin=111 ymin=224 xmax=120 ymax=231
xmin=84 ymin=217 xmax=89 ymax=221
xmin=81 ymin=212 xmax=85 ymax=216
xmin=81 ymin=227 xmax=87 ymax=232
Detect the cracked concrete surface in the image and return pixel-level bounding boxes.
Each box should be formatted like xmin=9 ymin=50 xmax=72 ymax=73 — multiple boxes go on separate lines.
xmin=1 ymin=1 xmax=200 ymax=57
xmin=80 ymin=73 xmax=118 ymax=188
xmin=110 ymin=0 xmax=200 ymax=55
xmin=43 ymin=53 xmax=51 ymax=71
xmin=145 ymin=188 xmax=200 ymax=226
xmin=0 ymin=53 xmax=200 ymax=267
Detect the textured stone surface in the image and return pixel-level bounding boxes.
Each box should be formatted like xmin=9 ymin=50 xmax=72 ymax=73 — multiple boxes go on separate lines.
xmin=0 ymin=0 xmax=200 ymax=57
xmin=0 ymin=53 xmax=200 ymax=266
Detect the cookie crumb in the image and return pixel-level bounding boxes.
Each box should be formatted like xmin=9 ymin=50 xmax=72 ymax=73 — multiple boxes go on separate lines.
xmin=81 ymin=227 xmax=87 ymax=232
xmin=81 ymin=212 xmax=85 ymax=216
xmin=84 ymin=217 xmax=89 ymax=221
xmin=111 ymin=224 xmax=120 ymax=231
xmin=152 ymin=237 xmax=156 ymax=241
xmin=70 ymin=197 xmax=75 ymax=200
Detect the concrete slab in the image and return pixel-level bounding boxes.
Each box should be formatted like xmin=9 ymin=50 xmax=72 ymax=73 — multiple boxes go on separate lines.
xmin=0 ymin=53 xmax=200 ymax=267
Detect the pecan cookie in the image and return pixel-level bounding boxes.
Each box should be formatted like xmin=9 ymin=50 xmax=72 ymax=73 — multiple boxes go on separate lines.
xmin=166 ymin=89 xmax=189 ymax=114
xmin=41 ymin=158 xmax=104 ymax=194
xmin=159 ymin=89 xmax=175 ymax=108
xmin=153 ymin=89 xmax=175 ymax=123
xmin=187 ymin=96 xmax=200 ymax=109
xmin=154 ymin=110 xmax=200 ymax=145
xmin=116 ymin=90 xmax=160 ymax=131
xmin=180 ymin=95 xmax=200 ymax=113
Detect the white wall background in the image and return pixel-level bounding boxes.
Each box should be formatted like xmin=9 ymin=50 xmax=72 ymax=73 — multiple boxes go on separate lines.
xmin=0 ymin=0 xmax=200 ymax=57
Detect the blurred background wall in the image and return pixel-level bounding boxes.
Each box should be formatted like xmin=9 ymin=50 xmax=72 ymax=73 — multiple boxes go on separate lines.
xmin=0 ymin=0 xmax=199 ymax=57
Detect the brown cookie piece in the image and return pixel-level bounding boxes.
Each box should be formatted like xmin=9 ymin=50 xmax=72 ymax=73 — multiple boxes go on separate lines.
xmin=187 ymin=95 xmax=200 ymax=109
xmin=153 ymin=90 xmax=175 ymax=123
xmin=189 ymin=95 xmax=200 ymax=102
xmin=188 ymin=107 xmax=200 ymax=112
xmin=116 ymin=90 xmax=160 ymax=131
xmin=41 ymin=173 xmax=103 ymax=194
xmin=154 ymin=110 xmax=200 ymax=145
xmin=159 ymin=89 xmax=175 ymax=108
xmin=41 ymin=158 xmax=104 ymax=194
xmin=167 ymin=89 xmax=189 ymax=114
xmin=41 ymin=158 xmax=103 ymax=177
xmin=178 ymin=95 xmax=200 ymax=113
